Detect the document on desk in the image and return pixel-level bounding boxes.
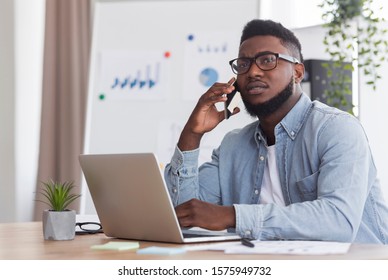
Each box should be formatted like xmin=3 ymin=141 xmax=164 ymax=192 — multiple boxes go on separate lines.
xmin=226 ymin=241 xmax=351 ymax=255
xmin=185 ymin=241 xmax=351 ymax=255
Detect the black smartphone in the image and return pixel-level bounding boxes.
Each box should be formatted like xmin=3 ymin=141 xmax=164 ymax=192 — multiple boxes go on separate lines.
xmin=224 ymin=81 xmax=241 ymax=119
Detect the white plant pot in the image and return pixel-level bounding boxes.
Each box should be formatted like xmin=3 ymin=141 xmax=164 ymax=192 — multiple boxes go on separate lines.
xmin=42 ymin=209 xmax=76 ymax=241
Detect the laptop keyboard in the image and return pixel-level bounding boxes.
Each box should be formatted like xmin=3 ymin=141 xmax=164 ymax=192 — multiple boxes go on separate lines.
xmin=183 ymin=232 xmax=212 ymax=238
xmin=182 ymin=229 xmax=238 ymax=238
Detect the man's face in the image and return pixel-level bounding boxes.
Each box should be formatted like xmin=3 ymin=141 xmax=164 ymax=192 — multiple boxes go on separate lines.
xmin=236 ymin=35 xmax=297 ymax=118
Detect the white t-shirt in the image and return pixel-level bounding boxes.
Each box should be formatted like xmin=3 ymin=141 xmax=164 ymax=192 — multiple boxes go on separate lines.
xmin=259 ymin=145 xmax=286 ymax=206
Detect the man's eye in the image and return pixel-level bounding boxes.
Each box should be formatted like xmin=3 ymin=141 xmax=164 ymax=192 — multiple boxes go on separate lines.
xmin=261 ymin=56 xmax=275 ymax=64
xmin=237 ymin=60 xmax=249 ymax=68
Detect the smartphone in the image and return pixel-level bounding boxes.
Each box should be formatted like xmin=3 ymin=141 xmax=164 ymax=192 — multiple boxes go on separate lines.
xmin=224 ymin=82 xmax=241 ymax=119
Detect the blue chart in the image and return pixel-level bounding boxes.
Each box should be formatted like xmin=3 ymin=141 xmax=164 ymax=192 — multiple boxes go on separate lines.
xmin=98 ymin=50 xmax=169 ymax=101
xmin=199 ymin=68 xmax=218 ymax=87
xmin=111 ymin=63 xmax=159 ymax=91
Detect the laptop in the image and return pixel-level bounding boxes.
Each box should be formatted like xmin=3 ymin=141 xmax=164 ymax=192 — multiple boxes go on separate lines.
xmin=79 ymin=153 xmax=240 ymax=243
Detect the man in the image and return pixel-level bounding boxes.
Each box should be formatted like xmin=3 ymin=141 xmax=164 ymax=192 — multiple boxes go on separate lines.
xmin=164 ymin=19 xmax=388 ymax=243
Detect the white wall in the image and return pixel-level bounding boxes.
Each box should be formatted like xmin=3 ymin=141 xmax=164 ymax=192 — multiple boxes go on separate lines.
xmin=0 ymin=0 xmax=45 ymax=222
xmin=260 ymin=0 xmax=323 ymax=28
xmin=0 ymin=0 xmax=16 ymax=222
xmin=14 ymin=0 xmax=45 ymax=221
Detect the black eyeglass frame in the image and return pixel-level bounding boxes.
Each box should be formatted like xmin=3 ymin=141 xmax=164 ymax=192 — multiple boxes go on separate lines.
xmin=75 ymin=222 xmax=103 ymax=234
xmin=229 ymin=51 xmax=300 ymax=75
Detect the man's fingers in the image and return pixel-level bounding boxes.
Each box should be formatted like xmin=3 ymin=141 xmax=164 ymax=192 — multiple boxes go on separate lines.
xmin=206 ymin=80 xmax=236 ymax=99
xmin=176 ymin=208 xmax=195 ymax=228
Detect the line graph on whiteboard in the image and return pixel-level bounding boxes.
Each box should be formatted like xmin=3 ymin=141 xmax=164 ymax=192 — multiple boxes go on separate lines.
xmin=97 ymin=50 xmax=170 ymax=101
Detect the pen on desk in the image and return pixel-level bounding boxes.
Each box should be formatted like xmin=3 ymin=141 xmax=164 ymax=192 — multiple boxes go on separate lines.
xmin=241 ymin=238 xmax=255 ymax=248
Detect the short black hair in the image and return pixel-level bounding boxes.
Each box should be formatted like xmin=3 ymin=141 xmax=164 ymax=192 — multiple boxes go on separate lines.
xmin=240 ymin=19 xmax=303 ymax=62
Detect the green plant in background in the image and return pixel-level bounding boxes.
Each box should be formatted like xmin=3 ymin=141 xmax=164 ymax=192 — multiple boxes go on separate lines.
xmin=319 ymin=0 xmax=388 ymax=113
xmin=37 ymin=180 xmax=81 ymax=211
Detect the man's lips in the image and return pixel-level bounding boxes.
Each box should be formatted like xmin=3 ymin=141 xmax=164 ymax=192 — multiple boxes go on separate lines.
xmin=246 ymin=81 xmax=269 ymax=94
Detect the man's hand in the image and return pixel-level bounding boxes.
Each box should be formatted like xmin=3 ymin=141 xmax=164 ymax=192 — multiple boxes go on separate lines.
xmin=178 ymin=77 xmax=239 ymax=151
xmin=175 ymin=198 xmax=236 ymax=231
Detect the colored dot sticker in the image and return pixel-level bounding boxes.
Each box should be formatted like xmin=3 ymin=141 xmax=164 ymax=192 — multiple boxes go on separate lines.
xmin=99 ymin=93 xmax=105 ymax=100
xmin=164 ymin=51 xmax=171 ymax=58
xmin=187 ymin=34 xmax=194 ymax=41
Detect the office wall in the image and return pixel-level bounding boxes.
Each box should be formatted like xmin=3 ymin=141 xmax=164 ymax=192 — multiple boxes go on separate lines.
xmin=14 ymin=0 xmax=45 ymax=222
xmin=0 ymin=0 xmax=45 ymax=222
xmin=0 ymin=0 xmax=16 ymax=222
xmin=260 ymin=0 xmax=323 ymax=28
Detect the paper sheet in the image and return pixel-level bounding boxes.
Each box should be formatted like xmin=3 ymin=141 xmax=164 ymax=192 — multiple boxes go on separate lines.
xmin=137 ymin=246 xmax=186 ymax=255
xmin=226 ymin=241 xmax=351 ymax=255
xmin=185 ymin=240 xmax=351 ymax=255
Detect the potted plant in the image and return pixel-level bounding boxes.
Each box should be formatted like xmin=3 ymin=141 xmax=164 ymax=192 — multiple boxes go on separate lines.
xmin=319 ymin=0 xmax=388 ymax=113
xmin=37 ymin=180 xmax=81 ymax=240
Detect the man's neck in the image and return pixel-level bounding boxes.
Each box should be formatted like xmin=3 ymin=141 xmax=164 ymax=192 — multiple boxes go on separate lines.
xmin=258 ymin=90 xmax=302 ymax=146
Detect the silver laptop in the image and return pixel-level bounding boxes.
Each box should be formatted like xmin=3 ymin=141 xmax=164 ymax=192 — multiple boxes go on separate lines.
xmin=79 ymin=153 xmax=240 ymax=243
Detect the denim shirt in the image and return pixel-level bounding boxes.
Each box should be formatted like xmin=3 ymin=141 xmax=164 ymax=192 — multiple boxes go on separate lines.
xmin=164 ymin=93 xmax=388 ymax=244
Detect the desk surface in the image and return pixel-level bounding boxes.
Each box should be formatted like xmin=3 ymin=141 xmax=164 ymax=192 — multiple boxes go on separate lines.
xmin=1 ymin=222 xmax=388 ymax=260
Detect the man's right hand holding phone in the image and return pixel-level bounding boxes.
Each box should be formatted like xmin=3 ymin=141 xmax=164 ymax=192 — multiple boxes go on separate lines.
xmin=177 ymin=77 xmax=240 ymax=152
xmin=224 ymin=80 xmax=242 ymax=120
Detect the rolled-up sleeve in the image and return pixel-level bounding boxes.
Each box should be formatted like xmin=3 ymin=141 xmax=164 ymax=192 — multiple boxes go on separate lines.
xmin=164 ymin=146 xmax=200 ymax=206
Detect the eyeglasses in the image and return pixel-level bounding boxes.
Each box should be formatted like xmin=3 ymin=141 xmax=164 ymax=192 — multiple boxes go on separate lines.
xmin=229 ymin=51 xmax=300 ymax=75
xmin=75 ymin=222 xmax=103 ymax=235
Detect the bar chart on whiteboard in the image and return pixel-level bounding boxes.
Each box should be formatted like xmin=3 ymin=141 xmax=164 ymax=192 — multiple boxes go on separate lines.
xmin=96 ymin=50 xmax=171 ymax=101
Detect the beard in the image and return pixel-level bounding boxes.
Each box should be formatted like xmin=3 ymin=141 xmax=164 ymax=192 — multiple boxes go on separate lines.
xmin=243 ymin=77 xmax=294 ymax=118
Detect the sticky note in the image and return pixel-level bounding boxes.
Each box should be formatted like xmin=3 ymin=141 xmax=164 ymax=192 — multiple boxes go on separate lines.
xmin=91 ymin=241 xmax=139 ymax=251
xmin=137 ymin=246 xmax=186 ymax=255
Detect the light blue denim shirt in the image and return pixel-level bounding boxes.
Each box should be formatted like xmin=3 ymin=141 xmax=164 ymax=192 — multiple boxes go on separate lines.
xmin=164 ymin=93 xmax=388 ymax=244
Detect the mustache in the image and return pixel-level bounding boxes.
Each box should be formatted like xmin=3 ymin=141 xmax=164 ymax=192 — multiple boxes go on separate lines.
xmin=246 ymin=79 xmax=269 ymax=91
xmin=242 ymin=77 xmax=294 ymax=118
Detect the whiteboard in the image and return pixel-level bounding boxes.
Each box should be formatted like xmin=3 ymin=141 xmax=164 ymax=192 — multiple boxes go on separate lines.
xmin=81 ymin=0 xmax=259 ymax=213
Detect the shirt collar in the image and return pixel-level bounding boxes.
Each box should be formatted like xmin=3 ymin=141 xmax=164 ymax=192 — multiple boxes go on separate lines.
xmin=254 ymin=92 xmax=313 ymax=143
xmin=278 ymin=92 xmax=313 ymax=140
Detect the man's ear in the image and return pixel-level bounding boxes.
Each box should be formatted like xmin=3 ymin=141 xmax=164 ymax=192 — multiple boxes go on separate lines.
xmin=294 ymin=62 xmax=305 ymax=84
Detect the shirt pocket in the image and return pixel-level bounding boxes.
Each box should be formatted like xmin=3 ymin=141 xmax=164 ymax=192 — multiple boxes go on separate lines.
xmin=295 ymin=171 xmax=319 ymax=201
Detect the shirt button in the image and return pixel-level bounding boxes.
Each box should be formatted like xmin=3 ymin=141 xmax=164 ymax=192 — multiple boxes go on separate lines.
xmin=291 ymin=131 xmax=295 ymax=136
xmin=245 ymin=230 xmax=251 ymax=235
xmin=259 ymin=155 xmax=265 ymax=161
xmin=254 ymin=190 xmax=259 ymax=195
xmin=172 ymin=188 xmax=177 ymax=193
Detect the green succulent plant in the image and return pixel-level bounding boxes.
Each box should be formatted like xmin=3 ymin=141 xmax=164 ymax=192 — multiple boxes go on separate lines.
xmin=37 ymin=180 xmax=81 ymax=211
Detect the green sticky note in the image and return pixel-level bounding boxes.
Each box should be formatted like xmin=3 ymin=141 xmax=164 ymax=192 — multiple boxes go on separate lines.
xmin=91 ymin=241 xmax=139 ymax=251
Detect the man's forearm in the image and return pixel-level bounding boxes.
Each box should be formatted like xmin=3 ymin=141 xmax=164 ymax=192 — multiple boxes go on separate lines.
xmin=177 ymin=127 xmax=204 ymax=151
